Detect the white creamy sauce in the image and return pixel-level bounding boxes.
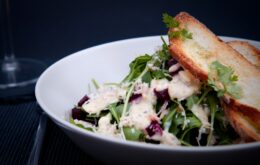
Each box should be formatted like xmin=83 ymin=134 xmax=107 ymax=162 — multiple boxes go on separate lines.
xmin=160 ymin=131 xmax=180 ymax=146
xmin=151 ymin=79 xmax=169 ymax=91
xmin=168 ymin=70 xmax=200 ymax=101
xmin=120 ymin=101 xmax=157 ymax=130
xmin=168 ymin=63 xmax=181 ymax=73
xmin=191 ymin=104 xmax=210 ymax=128
xmin=97 ymin=113 xmax=120 ymax=138
xmin=191 ymin=104 xmax=211 ymax=145
xmin=74 ymin=119 xmax=94 ymax=129
xmin=120 ymin=82 xmax=158 ymax=130
xmin=82 ymin=85 xmax=126 ymax=115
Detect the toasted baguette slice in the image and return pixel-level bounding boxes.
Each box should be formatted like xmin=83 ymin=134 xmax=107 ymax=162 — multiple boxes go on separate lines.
xmin=169 ymin=12 xmax=260 ymax=141
xmin=227 ymin=41 xmax=260 ymax=67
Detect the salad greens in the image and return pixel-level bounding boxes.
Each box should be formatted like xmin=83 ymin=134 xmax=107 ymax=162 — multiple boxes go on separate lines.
xmin=70 ymin=13 xmax=240 ymax=147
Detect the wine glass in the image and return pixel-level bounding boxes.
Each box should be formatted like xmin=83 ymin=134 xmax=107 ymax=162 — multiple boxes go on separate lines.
xmin=0 ymin=0 xmax=46 ymax=97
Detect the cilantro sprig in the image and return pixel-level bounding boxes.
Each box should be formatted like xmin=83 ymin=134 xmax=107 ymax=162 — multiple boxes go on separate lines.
xmin=162 ymin=13 xmax=192 ymax=39
xmin=162 ymin=13 xmax=179 ymax=28
xmin=208 ymin=61 xmax=242 ymax=99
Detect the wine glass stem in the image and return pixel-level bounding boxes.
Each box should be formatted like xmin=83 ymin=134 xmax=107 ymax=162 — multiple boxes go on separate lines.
xmin=1 ymin=0 xmax=17 ymax=72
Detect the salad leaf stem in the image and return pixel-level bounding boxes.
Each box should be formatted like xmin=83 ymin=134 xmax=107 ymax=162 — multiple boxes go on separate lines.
xmin=180 ymin=140 xmax=192 ymax=146
xmin=163 ymin=108 xmax=177 ymax=131
xmin=122 ymin=66 xmax=149 ymax=117
xmin=173 ymin=100 xmax=187 ymax=130
xmin=197 ymin=87 xmax=212 ymax=105
xmin=108 ymin=103 xmax=119 ymax=123
xmin=92 ymin=79 xmax=100 ymax=89
xmin=207 ymin=93 xmax=217 ymax=146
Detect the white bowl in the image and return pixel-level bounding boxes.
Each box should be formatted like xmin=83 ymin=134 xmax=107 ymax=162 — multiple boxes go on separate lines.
xmin=36 ymin=36 xmax=260 ymax=164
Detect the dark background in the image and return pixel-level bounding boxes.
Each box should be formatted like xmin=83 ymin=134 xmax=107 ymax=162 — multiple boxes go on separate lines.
xmin=1 ymin=0 xmax=260 ymax=66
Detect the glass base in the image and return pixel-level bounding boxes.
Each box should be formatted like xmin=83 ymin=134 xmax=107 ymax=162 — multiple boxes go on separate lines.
xmin=0 ymin=58 xmax=46 ymax=98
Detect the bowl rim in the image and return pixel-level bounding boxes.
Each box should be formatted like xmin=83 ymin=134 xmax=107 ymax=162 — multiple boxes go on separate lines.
xmin=35 ymin=35 xmax=260 ymax=152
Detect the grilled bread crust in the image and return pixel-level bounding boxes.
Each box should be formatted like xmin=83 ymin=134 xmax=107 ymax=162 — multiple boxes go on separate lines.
xmin=227 ymin=41 xmax=260 ymax=67
xmin=169 ymin=12 xmax=260 ymax=141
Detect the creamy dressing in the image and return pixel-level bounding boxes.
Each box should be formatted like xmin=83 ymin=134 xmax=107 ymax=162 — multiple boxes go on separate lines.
xmin=74 ymin=119 xmax=95 ymax=129
xmin=191 ymin=104 xmax=211 ymax=144
xmin=120 ymin=101 xmax=158 ymax=130
xmin=191 ymin=104 xmax=210 ymax=128
xmin=151 ymin=79 xmax=169 ymax=91
xmin=169 ymin=63 xmax=181 ymax=73
xmin=97 ymin=113 xmax=120 ymax=138
xmin=120 ymin=82 xmax=158 ymax=130
xmin=82 ymin=85 xmax=126 ymax=115
xmin=160 ymin=131 xmax=180 ymax=146
xmin=168 ymin=70 xmax=200 ymax=101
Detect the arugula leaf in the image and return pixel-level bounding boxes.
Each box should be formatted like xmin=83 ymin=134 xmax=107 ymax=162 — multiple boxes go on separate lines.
xmin=158 ymin=36 xmax=171 ymax=62
xmin=187 ymin=115 xmax=202 ymax=128
xmin=142 ymin=71 xmax=152 ymax=83
xmin=208 ymin=61 xmax=242 ymax=99
xmin=162 ymin=105 xmax=177 ymax=131
xmin=151 ymin=70 xmax=166 ymax=79
xmin=122 ymin=54 xmax=152 ymax=82
xmin=108 ymin=103 xmax=125 ymax=123
xmin=180 ymin=115 xmax=202 ymax=141
xmin=186 ymin=95 xmax=199 ymax=110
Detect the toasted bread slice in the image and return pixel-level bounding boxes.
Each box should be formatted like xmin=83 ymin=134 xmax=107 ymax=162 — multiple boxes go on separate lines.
xmin=222 ymin=101 xmax=260 ymax=141
xmin=169 ymin=12 xmax=260 ymax=141
xmin=227 ymin=41 xmax=260 ymax=67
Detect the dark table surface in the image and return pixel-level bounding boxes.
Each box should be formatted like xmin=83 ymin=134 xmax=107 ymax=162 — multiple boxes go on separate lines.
xmin=0 ymin=0 xmax=259 ymax=164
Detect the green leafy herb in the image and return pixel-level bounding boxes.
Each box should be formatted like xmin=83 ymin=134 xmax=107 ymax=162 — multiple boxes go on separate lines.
xmin=142 ymin=71 xmax=152 ymax=83
xmin=208 ymin=61 xmax=242 ymax=98
xmin=122 ymin=54 xmax=152 ymax=82
xmin=108 ymin=103 xmax=119 ymax=123
xmin=180 ymin=115 xmax=202 ymax=141
xmin=162 ymin=106 xmax=177 ymax=131
xmin=151 ymin=70 xmax=166 ymax=79
xmin=186 ymin=95 xmax=199 ymax=110
xmin=163 ymin=13 xmax=192 ymax=39
xmin=168 ymin=29 xmax=193 ymax=39
xmin=162 ymin=13 xmax=179 ymax=28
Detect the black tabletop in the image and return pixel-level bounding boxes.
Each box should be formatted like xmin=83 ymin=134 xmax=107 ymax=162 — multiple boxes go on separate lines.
xmin=0 ymin=0 xmax=259 ymax=165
